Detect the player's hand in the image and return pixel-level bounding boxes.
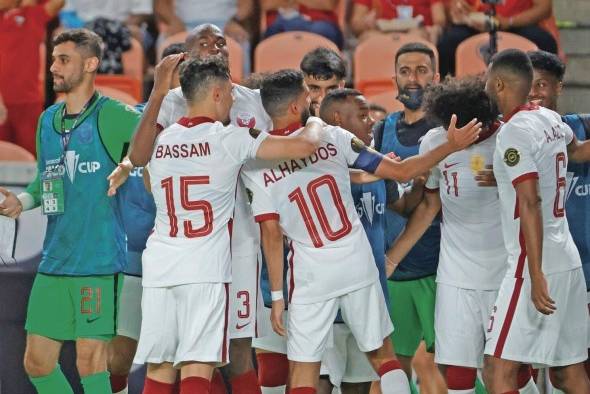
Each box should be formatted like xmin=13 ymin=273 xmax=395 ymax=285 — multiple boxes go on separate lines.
xmin=271 ymin=299 xmax=286 ymax=337
xmin=0 ymin=187 xmax=23 ymax=219
xmin=476 ymin=165 xmax=496 ymax=187
xmin=385 ymin=254 xmax=399 ymax=278
xmin=531 ymin=273 xmax=556 ymax=315
xmin=447 ymin=114 xmax=481 ymax=152
xmin=107 ymin=158 xmax=134 ymax=196
xmin=386 ymin=152 xmax=401 ymax=162
xmin=153 ymin=53 xmax=185 ymax=97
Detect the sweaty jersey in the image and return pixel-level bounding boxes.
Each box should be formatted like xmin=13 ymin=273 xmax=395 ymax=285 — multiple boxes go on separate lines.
xmin=143 ymin=117 xmax=268 ymax=287
xmin=25 ymin=94 xmax=139 ymax=275
xmin=156 ymin=84 xmax=272 ymax=257
xmin=564 ymin=114 xmax=590 ymax=290
xmin=243 ymin=124 xmax=380 ymax=304
xmin=421 ymin=126 xmax=506 ymax=290
xmin=493 ymin=104 xmax=581 ymax=279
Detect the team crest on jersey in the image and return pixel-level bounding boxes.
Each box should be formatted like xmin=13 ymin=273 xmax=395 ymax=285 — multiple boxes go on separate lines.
xmin=470 ymin=154 xmax=485 ymax=174
xmin=503 ymin=148 xmax=520 ymax=167
xmin=237 ymin=113 xmax=256 ymax=128
xmin=351 ymin=137 xmax=366 ymax=153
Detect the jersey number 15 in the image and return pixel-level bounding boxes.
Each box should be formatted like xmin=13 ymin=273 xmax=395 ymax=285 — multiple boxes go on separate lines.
xmin=161 ymin=176 xmax=213 ymax=237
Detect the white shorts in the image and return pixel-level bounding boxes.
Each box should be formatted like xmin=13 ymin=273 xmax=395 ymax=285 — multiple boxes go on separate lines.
xmin=251 ymin=307 xmax=288 ymax=354
xmin=320 ymin=324 xmax=379 ymax=387
xmin=484 ymin=268 xmax=588 ymax=367
xmin=117 ymin=275 xmax=143 ymax=341
xmin=587 ymin=290 xmax=590 ymax=349
xmin=134 ymin=283 xmax=230 ymax=367
xmin=229 ymin=251 xmax=266 ymax=339
xmin=435 ymin=284 xmax=498 ymax=368
xmin=288 ymin=281 xmax=393 ymax=362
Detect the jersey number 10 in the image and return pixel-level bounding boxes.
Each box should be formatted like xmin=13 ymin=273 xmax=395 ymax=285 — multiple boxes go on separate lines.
xmin=288 ymin=174 xmax=352 ymax=248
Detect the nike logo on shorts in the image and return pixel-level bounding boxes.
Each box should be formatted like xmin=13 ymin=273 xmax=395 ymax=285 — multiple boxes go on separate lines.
xmin=235 ymin=322 xmax=251 ymax=330
xmin=86 ymin=316 xmax=100 ymax=323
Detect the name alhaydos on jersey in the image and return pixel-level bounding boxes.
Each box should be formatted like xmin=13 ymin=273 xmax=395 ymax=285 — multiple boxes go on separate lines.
xmin=154 ymin=142 xmax=211 ymax=159
xmin=262 ymin=143 xmax=337 ymax=187
xmin=544 ymin=124 xmax=566 ymax=144
xmin=45 ymin=150 xmax=101 ymax=183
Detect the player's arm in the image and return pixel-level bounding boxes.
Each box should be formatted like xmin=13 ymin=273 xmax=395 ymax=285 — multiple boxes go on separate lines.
xmin=349 ymin=170 xmax=381 ymax=184
xmin=566 ymin=134 xmax=590 ymax=163
xmin=142 ymin=166 xmax=152 ymax=193
xmin=44 ymin=0 xmax=66 ymax=17
xmin=259 ymin=219 xmax=287 ymax=336
xmin=385 ymin=190 xmax=441 ymax=277
xmin=371 ymin=116 xmax=481 ymax=182
xmin=255 ymin=117 xmax=324 ymax=161
xmin=128 ymin=54 xmax=184 ymax=167
xmin=514 ymin=178 xmax=555 ymax=315
xmin=388 ymin=175 xmax=427 ymax=217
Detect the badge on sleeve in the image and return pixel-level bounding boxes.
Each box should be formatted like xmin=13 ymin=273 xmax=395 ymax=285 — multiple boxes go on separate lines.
xmin=503 ymin=148 xmax=520 ymax=167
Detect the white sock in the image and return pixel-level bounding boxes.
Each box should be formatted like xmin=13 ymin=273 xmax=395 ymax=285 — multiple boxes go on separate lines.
xmin=380 ymin=369 xmax=411 ymax=394
xmin=113 ymin=388 xmax=128 ymax=394
xmin=261 ymin=385 xmax=286 ymax=394
xmin=448 ymin=389 xmax=475 ymax=394
xmin=519 ymin=378 xmax=540 ymax=394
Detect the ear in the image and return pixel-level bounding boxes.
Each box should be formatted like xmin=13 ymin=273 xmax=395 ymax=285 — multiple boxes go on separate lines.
xmin=288 ymin=100 xmax=300 ymax=117
xmin=392 ymin=76 xmax=398 ymax=90
xmin=85 ymin=57 xmax=100 ymax=73
xmin=433 ymin=72 xmax=441 ymax=84
xmin=557 ymin=81 xmax=564 ymax=97
xmin=212 ymin=85 xmax=222 ymax=103
xmin=333 ymin=111 xmax=343 ymax=127
xmin=495 ymin=76 xmax=504 ymax=93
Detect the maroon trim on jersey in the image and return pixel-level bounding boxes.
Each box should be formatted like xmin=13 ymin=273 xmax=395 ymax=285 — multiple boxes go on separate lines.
xmin=255 ymin=213 xmax=280 ymax=222
xmin=222 ymin=283 xmax=230 ymax=363
xmin=269 ymin=122 xmax=302 ymax=136
xmin=515 ymin=230 xmax=527 ymax=279
xmin=288 ymin=241 xmax=295 ymax=303
xmin=177 ymin=116 xmax=215 ymax=127
xmin=504 ymin=103 xmax=540 ymax=122
xmin=511 ymin=172 xmax=538 ymax=188
xmin=475 ymin=121 xmax=501 ymax=144
xmin=424 ymin=187 xmax=439 ymax=193
xmin=255 ymin=258 xmax=260 ymax=338
xmin=156 ymin=123 xmax=164 ymax=133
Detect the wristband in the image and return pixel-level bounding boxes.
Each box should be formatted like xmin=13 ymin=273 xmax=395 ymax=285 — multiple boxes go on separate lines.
xmin=271 ymin=290 xmax=284 ymax=301
xmin=385 ymin=255 xmax=399 ymax=268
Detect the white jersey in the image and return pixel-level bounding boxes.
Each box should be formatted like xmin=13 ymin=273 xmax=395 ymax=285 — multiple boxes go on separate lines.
xmin=242 ymin=125 xmax=379 ymax=305
xmin=493 ymin=104 xmax=581 ymax=279
xmin=156 ymin=84 xmax=273 ymax=255
xmin=143 ymin=117 xmax=268 ymax=287
xmin=421 ymin=126 xmax=506 ymax=290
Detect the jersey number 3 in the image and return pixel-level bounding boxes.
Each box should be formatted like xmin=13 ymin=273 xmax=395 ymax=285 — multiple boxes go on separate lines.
xmin=161 ymin=176 xmax=213 ymax=237
xmin=288 ymin=174 xmax=352 ymax=248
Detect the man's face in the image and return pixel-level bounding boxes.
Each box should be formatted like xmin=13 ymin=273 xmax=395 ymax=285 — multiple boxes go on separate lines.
xmin=50 ymin=42 xmax=88 ymax=93
xmin=340 ymin=96 xmax=374 ymax=146
xmin=188 ymin=27 xmax=229 ymax=64
xmin=304 ymin=74 xmax=345 ymax=116
xmin=394 ymin=52 xmax=436 ymax=92
xmin=528 ymin=68 xmax=561 ymax=111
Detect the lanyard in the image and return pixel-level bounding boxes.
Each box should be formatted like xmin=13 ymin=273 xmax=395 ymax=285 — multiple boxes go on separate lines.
xmin=59 ymin=92 xmax=98 ymax=165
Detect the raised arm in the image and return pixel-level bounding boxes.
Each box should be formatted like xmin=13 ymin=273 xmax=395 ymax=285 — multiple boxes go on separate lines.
xmin=256 ymin=117 xmax=324 ymax=160
xmin=385 ymin=191 xmax=441 ymax=277
xmin=44 ymin=0 xmax=65 ymax=18
xmin=260 ymin=219 xmax=287 ymax=336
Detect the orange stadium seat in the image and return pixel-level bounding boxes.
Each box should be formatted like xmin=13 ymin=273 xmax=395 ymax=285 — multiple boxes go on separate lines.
xmin=122 ymin=37 xmax=144 ymax=87
xmin=96 ymin=86 xmax=139 ymax=106
xmin=0 ymin=141 xmax=35 ymax=162
xmin=353 ymin=33 xmax=438 ymax=96
xmin=95 ymin=75 xmax=142 ymax=102
xmin=455 ymin=32 xmax=538 ymax=77
xmin=254 ymin=31 xmax=340 ymax=73
xmin=156 ymin=32 xmax=243 ymax=82
xmin=365 ymin=89 xmax=404 ymax=114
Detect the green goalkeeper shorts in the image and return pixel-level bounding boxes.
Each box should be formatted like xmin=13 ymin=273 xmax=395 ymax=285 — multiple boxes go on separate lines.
xmin=388 ymin=275 xmax=437 ymax=357
xmin=25 ymin=273 xmax=122 ymax=341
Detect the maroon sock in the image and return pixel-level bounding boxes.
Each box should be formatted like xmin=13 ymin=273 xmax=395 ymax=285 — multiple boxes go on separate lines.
xmin=445 ymin=366 xmax=477 ymax=390
xmin=230 ymin=370 xmax=262 ymax=394
xmin=211 ymin=370 xmax=227 ymax=394
xmin=256 ymin=353 xmax=288 ymax=387
xmin=110 ymin=374 xmax=128 ymax=392
xmin=289 ymin=387 xmax=316 ymax=394
xmin=143 ymin=377 xmax=176 ymax=394
xmin=377 ymin=359 xmax=402 ymax=377
xmin=180 ymin=376 xmax=210 ymax=394
xmin=517 ymin=364 xmax=532 ymax=388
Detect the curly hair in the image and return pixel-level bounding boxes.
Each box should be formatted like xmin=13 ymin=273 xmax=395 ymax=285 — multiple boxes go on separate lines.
xmin=423 ymin=76 xmax=498 ymax=129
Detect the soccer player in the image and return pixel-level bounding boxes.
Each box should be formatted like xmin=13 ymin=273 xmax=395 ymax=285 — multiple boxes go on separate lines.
xmin=527 ymin=49 xmax=590 ymax=384
xmin=132 ymin=56 xmax=324 ymax=394
xmin=241 ymin=69 xmax=480 ymax=394
xmin=300 ymin=47 xmax=346 ymax=117
xmin=0 ymin=29 xmax=140 ymax=394
xmin=109 ymin=23 xmax=273 ymax=394
xmin=482 ymin=48 xmax=590 ymax=394
xmin=107 ymin=42 xmax=186 ymax=394
xmin=372 ymin=42 xmax=444 ymax=392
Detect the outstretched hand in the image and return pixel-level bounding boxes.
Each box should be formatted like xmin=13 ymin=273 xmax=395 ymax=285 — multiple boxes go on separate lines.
xmin=0 ymin=187 xmax=22 ymax=219
xmin=447 ymin=114 xmax=481 ymax=152
xmin=107 ymin=158 xmax=134 ymax=196
xmin=153 ymin=53 xmax=185 ymax=97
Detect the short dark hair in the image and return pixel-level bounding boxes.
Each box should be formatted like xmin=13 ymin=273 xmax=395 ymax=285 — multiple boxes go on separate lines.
xmin=368 ymin=103 xmax=387 ymax=113
xmin=53 ymin=28 xmax=103 ymax=60
xmin=424 ymin=76 xmax=498 ymax=128
xmin=179 ymin=57 xmax=230 ymax=104
xmin=489 ymin=49 xmax=533 ymax=91
xmin=527 ymin=50 xmax=566 ymax=81
xmin=319 ymin=88 xmax=363 ymax=121
xmin=261 ymin=70 xmax=306 ymax=117
xmin=162 ymin=42 xmax=186 ymax=58
xmin=395 ymin=42 xmax=436 ymax=71
xmin=300 ymin=47 xmax=346 ymax=81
